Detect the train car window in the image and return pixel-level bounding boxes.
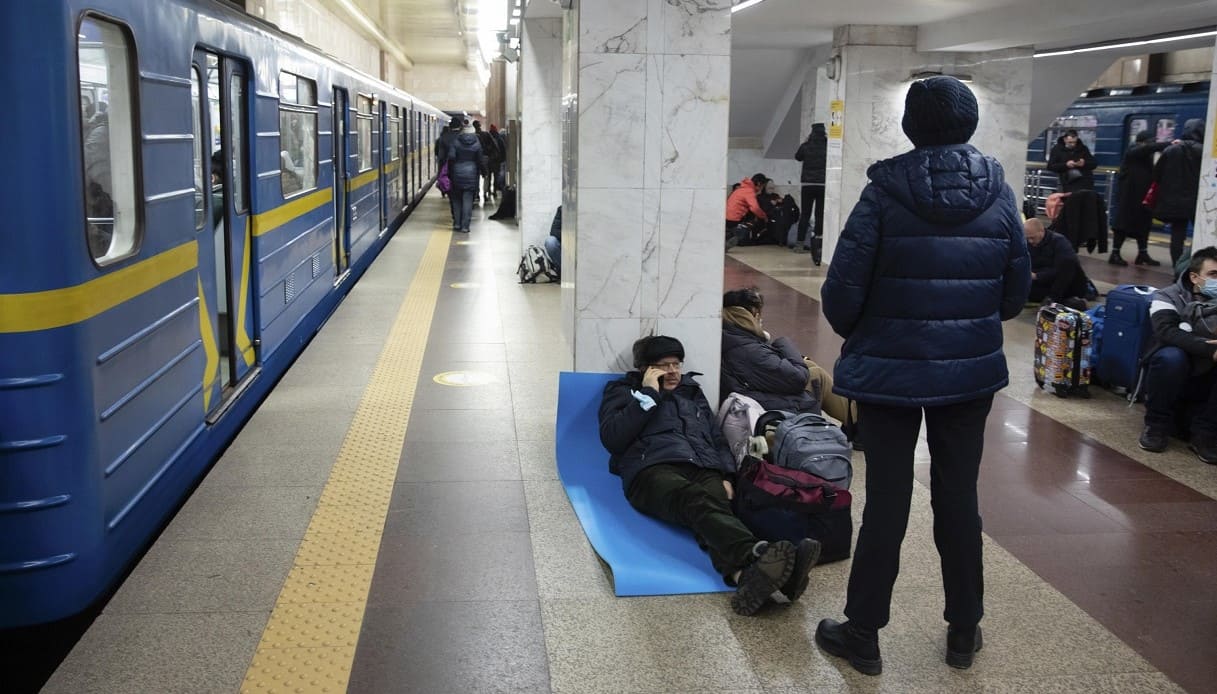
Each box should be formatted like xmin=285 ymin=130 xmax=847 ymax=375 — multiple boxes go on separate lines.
xmin=1155 ymin=118 xmax=1177 ymax=142
xmin=78 ymin=16 xmax=141 ymax=264
xmin=229 ymin=74 xmax=247 ymax=212
xmin=356 ymin=95 xmax=373 ymax=173
xmin=191 ymin=67 xmax=205 ymax=230
xmin=278 ymin=71 xmax=318 ymax=197
xmin=1127 ymin=118 xmax=1150 ymax=147
xmin=390 ymin=105 xmax=400 ymax=162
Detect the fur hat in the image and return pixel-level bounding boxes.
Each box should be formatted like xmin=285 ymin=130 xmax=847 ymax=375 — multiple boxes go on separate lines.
xmin=901 ymin=76 xmax=978 ymax=148
xmin=632 ymin=335 xmax=685 ymax=370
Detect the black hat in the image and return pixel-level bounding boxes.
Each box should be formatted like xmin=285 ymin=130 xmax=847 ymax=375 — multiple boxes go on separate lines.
xmin=901 ymin=76 xmax=978 ymax=148
xmin=449 ymin=116 xmax=463 ymax=129
xmin=632 ymin=335 xmax=685 ymax=370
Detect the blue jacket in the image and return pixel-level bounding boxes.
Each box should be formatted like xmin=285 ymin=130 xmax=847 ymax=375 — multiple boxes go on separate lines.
xmin=447 ymin=133 xmax=484 ymax=191
xmin=820 ymin=144 xmax=1030 ymax=406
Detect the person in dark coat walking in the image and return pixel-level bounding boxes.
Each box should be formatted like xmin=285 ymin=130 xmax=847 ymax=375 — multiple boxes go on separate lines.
xmin=815 ymin=76 xmax=1030 ymax=676
xmin=1046 ymin=129 xmax=1097 ymax=193
xmin=1152 ymin=118 xmax=1206 ymax=266
xmin=1111 ymin=130 xmax=1171 ymax=266
xmin=447 ymin=124 xmax=485 ymax=233
xmin=473 ymin=120 xmax=502 ymax=203
xmin=794 ymin=123 xmax=828 ymax=263
xmin=598 ymin=336 xmax=820 ymax=615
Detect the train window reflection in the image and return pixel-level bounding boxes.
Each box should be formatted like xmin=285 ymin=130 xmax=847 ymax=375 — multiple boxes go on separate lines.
xmin=78 ymin=17 xmax=141 ymax=264
xmin=279 ymin=71 xmax=318 ymax=197
xmin=356 ymin=95 xmax=373 ymax=173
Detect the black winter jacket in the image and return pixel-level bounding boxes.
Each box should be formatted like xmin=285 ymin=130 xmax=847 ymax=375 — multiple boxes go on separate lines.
xmin=447 ymin=133 xmax=486 ymax=191
xmin=598 ymin=372 xmax=736 ymax=493
xmin=1047 ymin=137 xmax=1097 ymax=193
xmin=720 ymin=323 xmax=817 ymax=413
xmin=1152 ymin=119 xmax=1205 ymax=221
xmin=435 ymin=129 xmax=459 ymax=167
xmin=1027 ymin=229 xmax=1077 ymax=284
xmin=795 ymin=124 xmax=827 ymax=185
xmin=1114 ymin=140 xmax=1169 ymax=232
xmin=820 ymin=144 xmax=1031 ymax=407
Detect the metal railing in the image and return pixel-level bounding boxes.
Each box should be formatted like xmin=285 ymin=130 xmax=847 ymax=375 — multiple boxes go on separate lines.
xmin=1023 ymin=166 xmax=1118 ymax=222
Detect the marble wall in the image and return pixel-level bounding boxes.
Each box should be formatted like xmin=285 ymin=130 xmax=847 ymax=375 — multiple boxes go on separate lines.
xmin=820 ymin=26 xmax=1033 ymax=265
xmin=520 ymin=18 xmax=564 ymax=249
xmin=1193 ymin=39 xmax=1217 ymax=251
xmin=563 ymin=0 xmax=732 ymax=402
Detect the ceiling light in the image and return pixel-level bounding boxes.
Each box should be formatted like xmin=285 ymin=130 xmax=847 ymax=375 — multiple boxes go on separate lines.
xmin=1035 ymin=28 xmax=1216 ymax=58
xmin=731 ymin=0 xmax=768 ymax=13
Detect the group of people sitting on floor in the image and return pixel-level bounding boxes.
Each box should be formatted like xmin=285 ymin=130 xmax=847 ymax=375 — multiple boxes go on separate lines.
xmin=724 ymin=174 xmax=801 ymax=250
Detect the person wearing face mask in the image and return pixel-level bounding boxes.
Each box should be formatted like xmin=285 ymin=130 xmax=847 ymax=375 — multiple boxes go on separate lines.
xmin=598 ymin=335 xmax=821 ymax=615
xmin=1139 ymin=246 xmax=1217 ymax=464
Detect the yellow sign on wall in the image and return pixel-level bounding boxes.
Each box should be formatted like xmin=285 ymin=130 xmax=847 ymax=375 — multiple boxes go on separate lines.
xmin=828 ymin=100 xmax=845 ymax=139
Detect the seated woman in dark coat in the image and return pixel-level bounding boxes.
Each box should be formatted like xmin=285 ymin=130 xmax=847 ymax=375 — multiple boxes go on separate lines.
xmin=598 ymin=335 xmax=819 ymax=615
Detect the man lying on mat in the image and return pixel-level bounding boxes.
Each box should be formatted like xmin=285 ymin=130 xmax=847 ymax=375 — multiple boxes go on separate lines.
xmin=598 ymin=335 xmax=820 ymax=615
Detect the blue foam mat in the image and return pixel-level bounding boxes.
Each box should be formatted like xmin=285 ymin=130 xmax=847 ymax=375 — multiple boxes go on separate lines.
xmin=555 ymin=371 xmax=730 ymax=597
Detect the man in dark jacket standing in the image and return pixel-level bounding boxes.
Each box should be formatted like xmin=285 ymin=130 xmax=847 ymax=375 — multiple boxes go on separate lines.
xmin=598 ymin=336 xmax=819 ymax=615
xmin=794 ymin=123 xmax=828 ymax=264
xmin=447 ymin=124 xmax=485 ymax=233
xmin=1138 ymin=246 xmax=1217 ymax=463
xmin=1047 ymin=129 xmax=1097 ymax=193
xmin=1152 ymin=118 xmax=1205 ymax=266
xmin=1110 ymin=130 xmax=1170 ymax=266
xmin=815 ymin=77 xmax=1030 ymax=676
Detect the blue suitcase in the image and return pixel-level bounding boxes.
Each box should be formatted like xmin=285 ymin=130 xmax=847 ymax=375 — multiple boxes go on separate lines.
xmin=1097 ymin=284 xmax=1156 ymax=392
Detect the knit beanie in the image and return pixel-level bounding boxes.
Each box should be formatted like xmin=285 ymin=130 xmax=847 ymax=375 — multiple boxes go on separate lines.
xmin=632 ymin=335 xmax=685 ymax=370
xmin=901 ymin=76 xmax=978 ymax=148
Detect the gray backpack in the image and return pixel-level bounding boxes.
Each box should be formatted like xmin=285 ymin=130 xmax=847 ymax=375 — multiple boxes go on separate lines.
xmin=766 ymin=411 xmax=853 ymax=489
xmin=1183 ymin=300 xmax=1217 ymax=339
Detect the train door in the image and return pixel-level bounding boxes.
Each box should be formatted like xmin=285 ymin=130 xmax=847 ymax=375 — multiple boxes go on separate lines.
xmin=379 ymin=100 xmax=388 ymax=233
xmin=194 ymin=49 xmax=255 ymax=416
xmin=332 ymin=88 xmax=350 ymax=277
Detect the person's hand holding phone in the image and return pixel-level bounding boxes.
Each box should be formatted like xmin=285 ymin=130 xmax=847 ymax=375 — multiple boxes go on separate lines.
xmin=643 ymin=366 xmax=664 ymax=391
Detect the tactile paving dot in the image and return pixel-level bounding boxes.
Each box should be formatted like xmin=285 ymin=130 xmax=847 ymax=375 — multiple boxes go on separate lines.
xmin=241 ymin=645 xmax=357 ymax=693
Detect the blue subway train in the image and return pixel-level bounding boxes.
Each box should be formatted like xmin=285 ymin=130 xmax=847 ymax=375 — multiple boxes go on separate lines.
xmin=0 ymin=0 xmax=445 ymax=628
xmin=1024 ymin=81 xmax=1210 ymax=212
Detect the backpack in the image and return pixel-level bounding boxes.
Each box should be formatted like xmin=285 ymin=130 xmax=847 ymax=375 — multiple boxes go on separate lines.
xmin=1183 ymin=300 xmax=1217 ymax=339
xmin=733 ymin=455 xmax=853 ymax=563
xmin=517 ymin=244 xmax=558 ymax=283
xmin=717 ymin=392 xmax=766 ymax=465
xmin=757 ymin=410 xmax=853 ymax=489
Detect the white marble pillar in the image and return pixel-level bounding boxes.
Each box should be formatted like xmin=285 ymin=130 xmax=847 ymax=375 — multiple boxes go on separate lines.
xmin=520 ymin=18 xmax=564 ymax=248
xmin=1192 ymin=37 xmax=1217 ymax=251
xmin=820 ymin=26 xmax=1033 ymax=265
xmin=562 ymin=0 xmax=732 ymax=403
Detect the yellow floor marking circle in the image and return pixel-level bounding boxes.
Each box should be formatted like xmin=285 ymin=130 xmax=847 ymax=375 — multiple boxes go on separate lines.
xmin=241 ymin=225 xmax=451 ymax=693
xmin=432 ymin=370 xmax=495 ymax=387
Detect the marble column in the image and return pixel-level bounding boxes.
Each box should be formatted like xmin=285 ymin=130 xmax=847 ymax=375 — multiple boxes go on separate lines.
xmin=819 ymin=26 xmax=1033 ymax=265
xmin=1192 ymin=37 xmax=1217 ymax=251
xmin=520 ymin=18 xmax=564 ymax=248
xmin=561 ymin=0 xmax=732 ymax=403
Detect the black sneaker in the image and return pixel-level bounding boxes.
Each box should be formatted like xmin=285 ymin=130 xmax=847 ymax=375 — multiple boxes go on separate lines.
xmin=731 ymin=540 xmax=795 ymax=616
xmin=815 ymin=618 xmax=882 ymax=675
xmin=780 ymin=538 xmax=822 ymax=602
xmin=946 ymin=624 xmax=983 ymax=669
xmin=1108 ymin=251 xmax=1128 ymax=266
xmin=1189 ymin=437 xmax=1217 ymax=465
xmin=1139 ymin=426 xmax=1168 ymax=453
xmin=1135 ymin=252 xmax=1162 ymax=267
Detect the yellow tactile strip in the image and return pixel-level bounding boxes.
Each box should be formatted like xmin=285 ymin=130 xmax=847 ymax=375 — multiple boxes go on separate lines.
xmin=241 ymin=228 xmax=450 ymax=693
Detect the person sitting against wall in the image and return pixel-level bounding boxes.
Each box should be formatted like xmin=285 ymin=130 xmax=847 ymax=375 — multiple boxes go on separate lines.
xmin=544 ymin=206 xmax=562 ymax=277
xmin=725 ymin=173 xmax=770 ymax=249
xmin=720 ymin=287 xmax=855 ymax=430
xmin=1023 ymin=217 xmax=1090 ymax=311
xmin=1138 ymin=246 xmax=1217 ymax=464
xmin=598 ymin=335 xmax=820 ymax=615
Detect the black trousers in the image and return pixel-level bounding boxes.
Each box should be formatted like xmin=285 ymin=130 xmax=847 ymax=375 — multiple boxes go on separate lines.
xmin=1161 ymin=218 xmax=1192 ymax=267
xmin=1027 ymin=258 xmax=1088 ymax=303
xmin=845 ymin=395 xmax=993 ymax=630
xmin=626 ymin=462 xmax=757 ymax=578
xmin=798 ymin=184 xmax=825 ymax=244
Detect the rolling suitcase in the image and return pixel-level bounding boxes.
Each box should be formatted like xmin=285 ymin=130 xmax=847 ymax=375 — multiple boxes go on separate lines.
xmin=1034 ymin=303 xmax=1093 ymax=398
xmin=1096 ymin=284 xmax=1156 ymax=394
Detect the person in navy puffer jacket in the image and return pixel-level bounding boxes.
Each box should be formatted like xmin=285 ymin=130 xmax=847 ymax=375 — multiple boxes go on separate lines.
xmin=447 ymin=123 xmax=486 ymax=233
xmin=815 ymin=77 xmax=1031 ymax=676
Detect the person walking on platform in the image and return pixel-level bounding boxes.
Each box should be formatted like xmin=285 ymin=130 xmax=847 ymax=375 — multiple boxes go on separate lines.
xmin=447 ymin=122 xmax=485 ymax=233
xmin=816 ymin=76 xmax=1030 ymax=676
xmin=794 ymin=123 xmax=827 ymax=264
xmin=1111 ymin=130 xmax=1170 ymax=266
xmin=435 ymin=116 xmax=462 ymax=201
xmin=1152 ymin=118 xmax=1205 ymax=267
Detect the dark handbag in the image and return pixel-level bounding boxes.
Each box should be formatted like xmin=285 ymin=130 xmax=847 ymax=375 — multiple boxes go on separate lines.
xmin=1141 ymin=182 xmax=1158 ymax=209
xmin=733 ymin=456 xmax=853 ymax=563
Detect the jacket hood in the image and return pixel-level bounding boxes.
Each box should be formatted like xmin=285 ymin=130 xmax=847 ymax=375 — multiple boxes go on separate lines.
xmin=722 ymin=306 xmax=765 ymax=338
xmin=1183 ymin=118 xmax=1205 ymax=142
xmin=810 ymin=123 xmax=826 ymax=138
xmin=867 ymin=144 xmax=1006 ymax=225
xmin=456 ymin=133 xmax=479 ymax=145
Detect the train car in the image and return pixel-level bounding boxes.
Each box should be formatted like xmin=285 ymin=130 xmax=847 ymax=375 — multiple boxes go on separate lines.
xmin=0 ymin=0 xmax=445 ymax=628
xmin=1024 ymin=81 xmax=1210 ymax=213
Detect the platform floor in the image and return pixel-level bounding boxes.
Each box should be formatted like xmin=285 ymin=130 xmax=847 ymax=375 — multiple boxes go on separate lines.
xmin=39 ymin=195 xmax=1217 ymax=693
